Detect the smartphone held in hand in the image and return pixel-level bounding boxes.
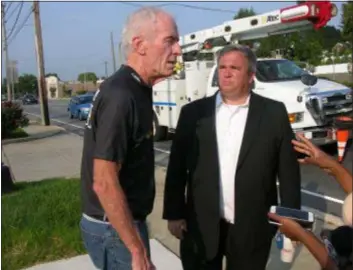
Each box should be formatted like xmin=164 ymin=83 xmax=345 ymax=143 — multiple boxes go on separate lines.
xmin=269 ymin=206 xmax=315 ymax=229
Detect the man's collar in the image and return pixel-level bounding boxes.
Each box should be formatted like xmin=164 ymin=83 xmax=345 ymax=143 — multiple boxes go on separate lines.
xmin=122 ymin=64 xmax=152 ymax=89
xmin=215 ymin=90 xmax=251 ymax=108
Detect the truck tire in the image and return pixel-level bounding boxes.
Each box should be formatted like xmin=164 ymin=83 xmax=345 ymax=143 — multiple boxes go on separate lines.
xmin=153 ymin=113 xmax=167 ymax=141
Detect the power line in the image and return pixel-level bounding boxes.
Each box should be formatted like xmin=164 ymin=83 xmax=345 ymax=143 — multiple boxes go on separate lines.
xmin=117 ymin=1 xmax=236 ymax=14
xmin=7 ymin=6 xmax=33 ymax=46
xmin=117 ymin=2 xmax=142 ymax=8
xmin=5 ymin=2 xmax=13 ymax=13
xmin=5 ymin=2 xmax=20 ymax=21
xmin=7 ymin=2 xmax=24 ymax=40
xmin=160 ymin=3 xmax=236 ymax=14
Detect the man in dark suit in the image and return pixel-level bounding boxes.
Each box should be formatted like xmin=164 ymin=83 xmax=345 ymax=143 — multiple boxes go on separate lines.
xmin=162 ymin=44 xmax=301 ymax=270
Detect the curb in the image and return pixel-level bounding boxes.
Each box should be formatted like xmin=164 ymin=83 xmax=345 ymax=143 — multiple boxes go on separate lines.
xmin=2 ymin=127 xmax=66 ymax=145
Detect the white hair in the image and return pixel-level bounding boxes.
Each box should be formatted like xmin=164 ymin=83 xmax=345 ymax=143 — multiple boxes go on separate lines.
xmin=121 ymin=6 xmax=166 ymax=59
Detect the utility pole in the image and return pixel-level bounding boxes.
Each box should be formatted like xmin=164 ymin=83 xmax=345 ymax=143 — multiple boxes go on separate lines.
xmin=11 ymin=63 xmax=15 ymax=98
xmin=110 ymin=31 xmax=117 ymax=73
xmin=33 ymin=1 xmax=50 ymax=125
xmin=104 ymin=61 xmax=108 ymax=77
xmin=1 ymin=2 xmax=12 ymax=101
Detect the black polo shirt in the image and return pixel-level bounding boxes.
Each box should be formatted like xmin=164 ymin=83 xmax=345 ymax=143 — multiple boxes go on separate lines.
xmin=80 ymin=65 xmax=155 ymax=221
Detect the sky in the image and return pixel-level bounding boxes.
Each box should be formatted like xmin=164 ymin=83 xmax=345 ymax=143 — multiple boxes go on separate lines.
xmin=2 ymin=1 xmax=345 ymax=82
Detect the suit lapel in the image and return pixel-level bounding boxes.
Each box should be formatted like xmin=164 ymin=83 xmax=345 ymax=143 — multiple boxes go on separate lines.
xmin=236 ymin=92 xmax=265 ymax=171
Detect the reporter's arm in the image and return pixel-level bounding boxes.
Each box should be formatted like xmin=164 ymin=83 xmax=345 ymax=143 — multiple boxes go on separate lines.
xmin=92 ymin=90 xmax=145 ymax=255
xmin=297 ymin=230 xmax=339 ymax=270
xmin=327 ymin=159 xmax=352 ymax=194
xmin=293 ymin=134 xmax=352 ymax=194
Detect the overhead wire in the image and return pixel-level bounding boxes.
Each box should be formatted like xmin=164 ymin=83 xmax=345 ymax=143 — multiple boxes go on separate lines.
xmin=5 ymin=2 xmax=13 ymax=14
xmin=116 ymin=1 xmax=237 ymax=14
xmin=7 ymin=6 xmax=33 ymax=46
xmin=5 ymin=1 xmax=21 ymax=21
xmin=7 ymin=1 xmax=24 ymax=40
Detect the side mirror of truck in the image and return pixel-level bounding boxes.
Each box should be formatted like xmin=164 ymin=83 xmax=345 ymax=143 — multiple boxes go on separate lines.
xmin=300 ymin=74 xmax=318 ymax=86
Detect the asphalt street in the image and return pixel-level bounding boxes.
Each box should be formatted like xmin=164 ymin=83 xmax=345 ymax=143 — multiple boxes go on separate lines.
xmin=24 ymin=100 xmax=352 ymax=218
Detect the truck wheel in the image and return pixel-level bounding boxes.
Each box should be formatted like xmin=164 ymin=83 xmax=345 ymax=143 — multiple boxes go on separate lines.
xmin=153 ymin=114 xmax=167 ymax=141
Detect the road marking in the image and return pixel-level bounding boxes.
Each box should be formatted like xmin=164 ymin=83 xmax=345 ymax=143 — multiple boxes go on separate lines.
xmin=25 ymin=112 xmax=172 ymax=154
xmin=301 ymin=189 xmax=344 ymax=204
xmin=25 ymin=111 xmax=345 ymax=205
xmin=26 ymin=112 xmax=84 ymax=129
xmin=275 ymin=182 xmax=344 ymax=205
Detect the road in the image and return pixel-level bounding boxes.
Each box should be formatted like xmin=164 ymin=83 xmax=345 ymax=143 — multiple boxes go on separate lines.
xmin=24 ymin=100 xmax=352 ymax=218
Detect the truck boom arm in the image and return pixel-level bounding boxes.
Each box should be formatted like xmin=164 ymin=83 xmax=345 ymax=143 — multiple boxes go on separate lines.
xmin=179 ymin=1 xmax=337 ymax=53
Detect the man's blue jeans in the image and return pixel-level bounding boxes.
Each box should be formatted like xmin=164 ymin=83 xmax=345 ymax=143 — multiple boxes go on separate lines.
xmin=80 ymin=214 xmax=151 ymax=270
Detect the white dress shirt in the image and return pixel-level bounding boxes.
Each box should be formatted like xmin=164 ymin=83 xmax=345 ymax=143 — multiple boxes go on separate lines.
xmin=215 ymin=92 xmax=250 ymax=224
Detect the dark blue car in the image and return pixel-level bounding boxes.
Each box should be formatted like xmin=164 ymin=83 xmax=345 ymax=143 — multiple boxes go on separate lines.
xmin=67 ymin=93 xmax=94 ymax=121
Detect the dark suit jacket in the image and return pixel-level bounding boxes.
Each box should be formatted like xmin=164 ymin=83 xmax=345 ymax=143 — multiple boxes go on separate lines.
xmin=162 ymin=91 xmax=301 ymax=260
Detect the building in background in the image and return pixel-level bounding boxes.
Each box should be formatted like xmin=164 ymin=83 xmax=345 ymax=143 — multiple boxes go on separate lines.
xmin=45 ymin=75 xmax=65 ymax=99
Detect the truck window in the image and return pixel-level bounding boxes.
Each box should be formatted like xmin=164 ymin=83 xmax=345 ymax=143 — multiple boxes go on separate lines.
xmin=256 ymin=59 xmax=307 ymax=82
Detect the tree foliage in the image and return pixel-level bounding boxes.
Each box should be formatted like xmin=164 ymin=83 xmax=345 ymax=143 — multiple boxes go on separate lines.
xmin=233 ymin=7 xmax=256 ymax=19
xmin=232 ymin=7 xmax=349 ymax=66
xmin=45 ymin=73 xmax=60 ymax=80
xmin=341 ymin=2 xmax=353 ymax=44
xmin=2 ymin=74 xmax=38 ymax=97
xmin=77 ymin=72 xmax=98 ymax=84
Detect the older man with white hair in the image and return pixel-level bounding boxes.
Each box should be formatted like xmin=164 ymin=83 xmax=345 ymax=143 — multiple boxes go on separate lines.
xmin=79 ymin=6 xmax=181 ymax=270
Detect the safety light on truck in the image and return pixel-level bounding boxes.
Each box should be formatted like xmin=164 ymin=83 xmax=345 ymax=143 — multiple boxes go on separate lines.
xmin=288 ymin=112 xmax=304 ymax=123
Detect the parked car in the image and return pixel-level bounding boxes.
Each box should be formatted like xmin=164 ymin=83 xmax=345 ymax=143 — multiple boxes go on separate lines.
xmin=22 ymin=94 xmax=38 ymax=105
xmin=67 ymin=93 xmax=94 ymax=121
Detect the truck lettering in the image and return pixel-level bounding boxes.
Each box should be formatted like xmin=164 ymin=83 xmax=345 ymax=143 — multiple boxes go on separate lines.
xmin=267 ymin=15 xmax=279 ymax=22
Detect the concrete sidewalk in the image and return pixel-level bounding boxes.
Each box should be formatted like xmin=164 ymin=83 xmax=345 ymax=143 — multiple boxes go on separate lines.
xmin=2 ymin=124 xmax=343 ymax=270
xmin=23 ymin=239 xmax=183 ymax=270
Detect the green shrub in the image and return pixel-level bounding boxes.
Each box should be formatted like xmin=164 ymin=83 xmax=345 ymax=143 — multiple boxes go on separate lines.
xmin=1 ymin=101 xmax=29 ymax=139
xmin=75 ymin=90 xmax=87 ymax=95
xmin=341 ymin=81 xmax=353 ymax=89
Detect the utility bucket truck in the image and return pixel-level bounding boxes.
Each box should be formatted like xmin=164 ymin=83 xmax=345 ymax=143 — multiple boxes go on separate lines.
xmin=152 ymin=1 xmax=352 ymax=161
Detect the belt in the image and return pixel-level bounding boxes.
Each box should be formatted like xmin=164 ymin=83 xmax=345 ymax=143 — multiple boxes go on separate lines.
xmin=83 ymin=213 xmax=146 ymax=223
xmin=91 ymin=214 xmax=109 ymax=222
xmin=83 ymin=213 xmax=109 ymax=223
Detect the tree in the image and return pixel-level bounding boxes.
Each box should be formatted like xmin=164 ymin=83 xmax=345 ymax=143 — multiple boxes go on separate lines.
xmin=77 ymin=72 xmax=98 ymax=84
xmin=16 ymin=74 xmax=38 ymax=96
xmin=45 ymin=73 xmax=60 ymax=80
xmin=341 ymin=2 xmax=353 ymax=44
xmin=1 ymin=78 xmax=8 ymax=95
xmin=233 ymin=7 xmax=256 ymax=19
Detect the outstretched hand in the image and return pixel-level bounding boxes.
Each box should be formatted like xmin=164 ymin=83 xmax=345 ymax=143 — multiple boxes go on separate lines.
xmin=292 ymin=133 xmax=336 ymax=174
xmin=268 ymin=212 xmax=306 ymax=242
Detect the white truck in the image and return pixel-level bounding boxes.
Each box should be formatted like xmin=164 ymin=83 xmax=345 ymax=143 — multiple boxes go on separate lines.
xmin=152 ymin=1 xmax=352 ymax=149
